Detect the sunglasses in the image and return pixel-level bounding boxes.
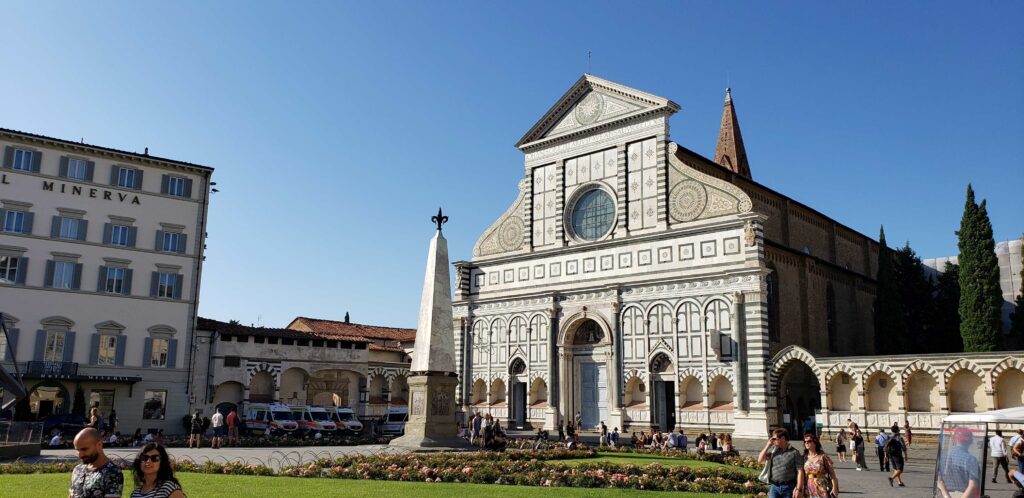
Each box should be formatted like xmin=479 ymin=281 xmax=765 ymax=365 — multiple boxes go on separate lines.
xmin=138 ymin=454 xmax=162 ymax=463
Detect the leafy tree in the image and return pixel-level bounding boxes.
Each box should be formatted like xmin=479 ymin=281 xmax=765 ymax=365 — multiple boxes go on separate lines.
xmin=1010 ymin=238 xmax=1024 ymax=349
xmin=893 ymin=243 xmax=934 ymax=351
xmin=957 ymin=185 xmax=1004 ymax=351
xmin=874 ymin=226 xmax=907 ymax=353
xmin=929 ymin=262 xmax=964 ymax=353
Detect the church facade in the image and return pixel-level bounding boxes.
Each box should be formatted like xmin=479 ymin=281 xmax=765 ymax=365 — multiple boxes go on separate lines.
xmin=451 ymin=75 xmax=883 ymax=437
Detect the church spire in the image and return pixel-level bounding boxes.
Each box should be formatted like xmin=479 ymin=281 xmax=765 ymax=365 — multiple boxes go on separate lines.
xmin=714 ymin=88 xmax=751 ymax=179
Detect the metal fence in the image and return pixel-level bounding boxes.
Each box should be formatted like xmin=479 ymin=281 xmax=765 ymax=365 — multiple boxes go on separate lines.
xmin=0 ymin=421 xmax=43 ymax=446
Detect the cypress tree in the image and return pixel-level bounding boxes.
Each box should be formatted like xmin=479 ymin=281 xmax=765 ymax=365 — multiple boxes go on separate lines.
xmin=1010 ymin=237 xmax=1024 ymax=349
xmin=874 ymin=226 xmax=907 ymax=353
xmin=71 ymin=385 xmax=86 ymax=417
xmin=957 ymin=185 xmax=1004 ymax=351
xmin=894 ymin=243 xmax=933 ymax=351
xmin=930 ymin=262 xmax=963 ymax=353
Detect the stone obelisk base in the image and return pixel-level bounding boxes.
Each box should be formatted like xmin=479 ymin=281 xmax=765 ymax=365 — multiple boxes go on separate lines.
xmin=390 ymin=372 xmax=470 ymax=449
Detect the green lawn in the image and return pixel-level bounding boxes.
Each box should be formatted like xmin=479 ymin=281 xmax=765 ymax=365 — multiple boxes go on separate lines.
xmin=0 ymin=472 xmax=744 ymax=497
xmin=549 ymin=452 xmax=758 ymax=475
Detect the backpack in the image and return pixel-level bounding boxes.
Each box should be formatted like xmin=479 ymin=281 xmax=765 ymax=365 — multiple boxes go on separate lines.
xmin=885 ymin=435 xmax=903 ymax=457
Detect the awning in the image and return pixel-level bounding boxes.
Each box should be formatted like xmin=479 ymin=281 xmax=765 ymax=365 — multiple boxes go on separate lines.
xmin=944 ymin=407 xmax=1024 ymax=424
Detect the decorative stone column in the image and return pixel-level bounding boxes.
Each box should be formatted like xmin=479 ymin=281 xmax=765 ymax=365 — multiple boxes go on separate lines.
xmin=544 ymin=306 xmax=559 ymax=429
xmin=731 ymin=292 xmax=748 ymax=413
xmin=608 ymin=301 xmax=624 ymax=431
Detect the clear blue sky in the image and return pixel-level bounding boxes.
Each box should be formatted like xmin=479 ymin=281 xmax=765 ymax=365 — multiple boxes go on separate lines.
xmin=2 ymin=2 xmax=1021 ymax=328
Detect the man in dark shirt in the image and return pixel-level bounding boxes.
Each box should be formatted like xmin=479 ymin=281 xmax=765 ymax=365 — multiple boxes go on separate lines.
xmin=69 ymin=428 xmax=123 ymax=498
xmin=758 ymin=428 xmax=805 ymax=498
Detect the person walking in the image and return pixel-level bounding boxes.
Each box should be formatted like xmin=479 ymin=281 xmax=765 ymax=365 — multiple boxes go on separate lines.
xmin=557 ymin=418 xmax=564 ymax=442
xmin=210 ymin=409 xmax=224 ymax=449
xmin=903 ymin=419 xmax=913 ymax=449
xmin=130 ymin=443 xmax=186 ymax=498
xmin=801 ymin=433 xmax=838 ymax=498
xmin=70 ymin=428 xmax=123 ymax=498
xmin=885 ymin=429 xmax=908 ymax=487
xmin=610 ymin=427 xmax=619 ymax=448
xmin=874 ymin=428 xmax=891 ymax=472
xmin=835 ymin=429 xmax=848 ymax=462
xmin=937 ymin=428 xmax=981 ymax=498
xmin=471 ymin=412 xmax=482 ymax=446
xmin=574 ymin=412 xmax=582 ymax=430
xmin=853 ymin=429 xmax=867 ymax=471
xmin=991 ymin=429 xmax=1012 ymax=484
xmin=1011 ymin=429 xmax=1024 ymax=474
xmin=758 ymin=428 xmax=805 ymax=498
xmin=108 ymin=410 xmax=118 ymax=435
xmin=188 ymin=410 xmax=203 ymax=449
xmin=599 ymin=421 xmax=608 ymax=447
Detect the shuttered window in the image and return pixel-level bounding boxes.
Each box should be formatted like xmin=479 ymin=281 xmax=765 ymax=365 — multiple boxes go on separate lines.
xmin=97 ymin=335 xmax=117 ymax=366
xmin=11 ymin=149 xmax=33 ymax=171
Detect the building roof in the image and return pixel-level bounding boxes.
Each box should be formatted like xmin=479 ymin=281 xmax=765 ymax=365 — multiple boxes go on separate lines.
xmin=714 ymin=88 xmax=751 ymax=179
xmin=287 ymin=317 xmax=416 ymax=343
xmin=369 ymin=343 xmax=408 ymax=353
xmin=0 ymin=127 xmax=214 ymax=173
xmin=196 ymin=317 xmax=370 ymax=343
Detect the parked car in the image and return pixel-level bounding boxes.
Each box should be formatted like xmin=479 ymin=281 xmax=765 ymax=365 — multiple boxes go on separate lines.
xmin=41 ymin=414 xmax=87 ymax=436
xmin=381 ymin=407 xmax=408 ymax=436
xmin=331 ymin=407 xmax=363 ymax=434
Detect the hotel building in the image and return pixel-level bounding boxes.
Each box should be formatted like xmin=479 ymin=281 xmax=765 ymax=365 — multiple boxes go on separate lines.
xmin=0 ymin=128 xmax=212 ymax=433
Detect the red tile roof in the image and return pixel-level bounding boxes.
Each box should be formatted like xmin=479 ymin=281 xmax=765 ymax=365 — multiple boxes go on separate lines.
xmin=288 ymin=317 xmax=416 ymax=343
xmin=197 ymin=317 xmax=370 ymax=342
xmin=369 ymin=343 xmax=409 ymax=353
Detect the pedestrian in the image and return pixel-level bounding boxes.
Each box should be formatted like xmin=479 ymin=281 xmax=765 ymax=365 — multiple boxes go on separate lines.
xmin=130 ymin=443 xmax=186 ymax=498
xmin=991 ymin=429 xmax=1013 ymax=484
xmin=1012 ymin=429 xmax=1024 ymax=474
xmin=574 ymin=412 xmax=582 ymax=430
xmin=757 ymin=428 xmax=805 ymax=498
xmin=132 ymin=428 xmax=143 ymax=447
xmin=49 ymin=432 xmax=64 ymax=448
xmin=472 ymin=412 xmax=482 ymax=446
xmin=70 ymin=428 xmax=123 ymax=498
xmin=610 ymin=427 xmax=619 ymax=448
xmin=903 ymin=419 xmax=913 ymax=449
xmin=891 ymin=420 xmax=899 ymax=435
xmin=188 ymin=410 xmax=203 ymax=448
xmin=885 ymin=429 xmax=908 ymax=487
xmin=853 ymin=429 xmax=867 ymax=471
xmin=108 ymin=410 xmax=118 ymax=434
xmin=936 ymin=428 xmax=981 ymax=498
xmin=89 ymin=407 xmax=104 ymax=432
xmin=722 ymin=433 xmax=734 ymax=455
xmin=801 ymin=433 xmax=838 ymax=498
xmin=874 ymin=428 xmax=890 ymax=472
xmin=226 ymin=408 xmax=239 ymax=446
xmin=678 ymin=429 xmax=688 ymax=452
xmin=709 ymin=432 xmax=719 ymax=450
xmin=557 ymin=418 xmax=564 ymax=442
xmin=599 ymin=421 xmax=608 ymax=447
xmin=835 ymin=428 xmax=848 ymax=462
xmin=804 ymin=416 xmax=816 ymax=436
xmin=210 ymin=409 xmax=225 ymax=449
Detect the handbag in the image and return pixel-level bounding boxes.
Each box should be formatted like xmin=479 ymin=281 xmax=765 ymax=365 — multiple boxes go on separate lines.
xmin=758 ymin=448 xmax=774 ymax=483
xmin=821 ymin=456 xmax=836 ymax=497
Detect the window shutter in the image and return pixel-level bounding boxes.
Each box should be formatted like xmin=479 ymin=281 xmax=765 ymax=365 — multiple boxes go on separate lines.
xmin=167 ymin=339 xmax=178 ymax=368
xmin=14 ymin=257 xmax=26 ymax=285
xmin=0 ymin=208 xmax=5 ymax=227
xmin=44 ymin=260 xmax=55 ymax=288
xmin=2 ymin=328 xmax=17 ymax=361
xmin=155 ymin=230 xmax=164 ymax=251
xmin=97 ymin=266 xmax=108 ymax=292
xmin=177 ymin=233 xmax=187 ymax=254
xmin=173 ymin=274 xmax=183 ymax=299
xmin=103 ymin=223 xmax=113 ymax=244
xmin=72 ymin=263 xmax=82 ymax=290
xmin=160 ymin=175 xmax=170 ymax=195
xmin=77 ymin=220 xmax=88 ymax=241
xmin=22 ymin=212 xmax=33 ymax=235
xmin=110 ymin=166 xmax=119 ymax=186
xmin=142 ymin=337 xmax=153 ymax=368
xmin=30 ymin=151 xmax=41 ymax=173
xmin=114 ymin=335 xmax=126 ymax=366
xmin=33 ymin=329 xmax=46 ymax=361
xmin=123 ymin=268 xmax=133 ymax=295
xmin=89 ymin=333 xmax=100 ymax=365
xmin=127 ymin=226 xmax=137 ymax=247
xmin=2 ymin=146 xmax=12 ymax=169
xmin=150 ymin=271 xmax=159 ymax=297
xmin=184 ymin=178 xmax=193 ymax=198
xmin=59 ymin=157 xmax=69 ymax=177
xmin=62 ymin=331 xmax=76 ymax=363
xmin=85 ymin=161 xmax=95 ymax=181
xmin=134 ymin=170 xmax=143 ymax=190
xmin=50 ymin=216 xmax=61 ymax=238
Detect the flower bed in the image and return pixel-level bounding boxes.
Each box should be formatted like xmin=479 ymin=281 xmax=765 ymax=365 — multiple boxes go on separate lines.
xmin=280 ymin=449 xmax=766 ymax=494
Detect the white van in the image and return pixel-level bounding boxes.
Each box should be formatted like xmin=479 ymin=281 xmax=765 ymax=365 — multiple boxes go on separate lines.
xmin=332 ymin=407 xmax=363 ymax=434
xmin=381 ymin=407 xmax=408 ymax=436
xmin=244 ymin=402 xmax=299 ymax=436
xmin=291 ymin=405 xmax=337 ymax=435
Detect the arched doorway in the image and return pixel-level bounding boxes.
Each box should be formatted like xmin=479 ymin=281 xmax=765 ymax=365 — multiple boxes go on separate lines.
xmin=249 ymin=371 xmax=275 ymax=403
xmin=509 ymin=357 xmax=528 ymax=429
xmin=213 ymin=381 xmax=244 ymax=409
xmin=775 ymin=359 xmax=821 ymax=435
xmin=307 ymin=369 xmax=363 ymax=408
xmin=649 ymin=352 xmax=675 ymax=430
xmin=560 ymin=317 xmax=612 ymax=430
xmin=28 ymin=382 xmax=68 ymax=419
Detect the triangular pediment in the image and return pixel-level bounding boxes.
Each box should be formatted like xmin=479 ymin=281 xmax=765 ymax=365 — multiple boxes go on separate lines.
xmin=516 ymin=74 xmax=680 ymax=149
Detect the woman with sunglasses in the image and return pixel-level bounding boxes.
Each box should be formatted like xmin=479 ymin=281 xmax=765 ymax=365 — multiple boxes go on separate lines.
xmin=802 ymin=434 xmax=838 ymax=498
xmin=130 ymin=443 xmax=186 ymax=498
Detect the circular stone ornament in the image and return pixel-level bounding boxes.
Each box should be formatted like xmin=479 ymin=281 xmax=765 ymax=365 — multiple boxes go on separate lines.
xmin=498 ymin=217 xmax=524 ymax=251
xmin=669 ymin=181 xmax=708 ymax=221
xmin=574 ymin=92 xmax=605 ymax=125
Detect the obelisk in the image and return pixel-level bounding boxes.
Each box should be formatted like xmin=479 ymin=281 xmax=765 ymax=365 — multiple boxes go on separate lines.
xmin=390 ymin=208 xmax=468 ymax=449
